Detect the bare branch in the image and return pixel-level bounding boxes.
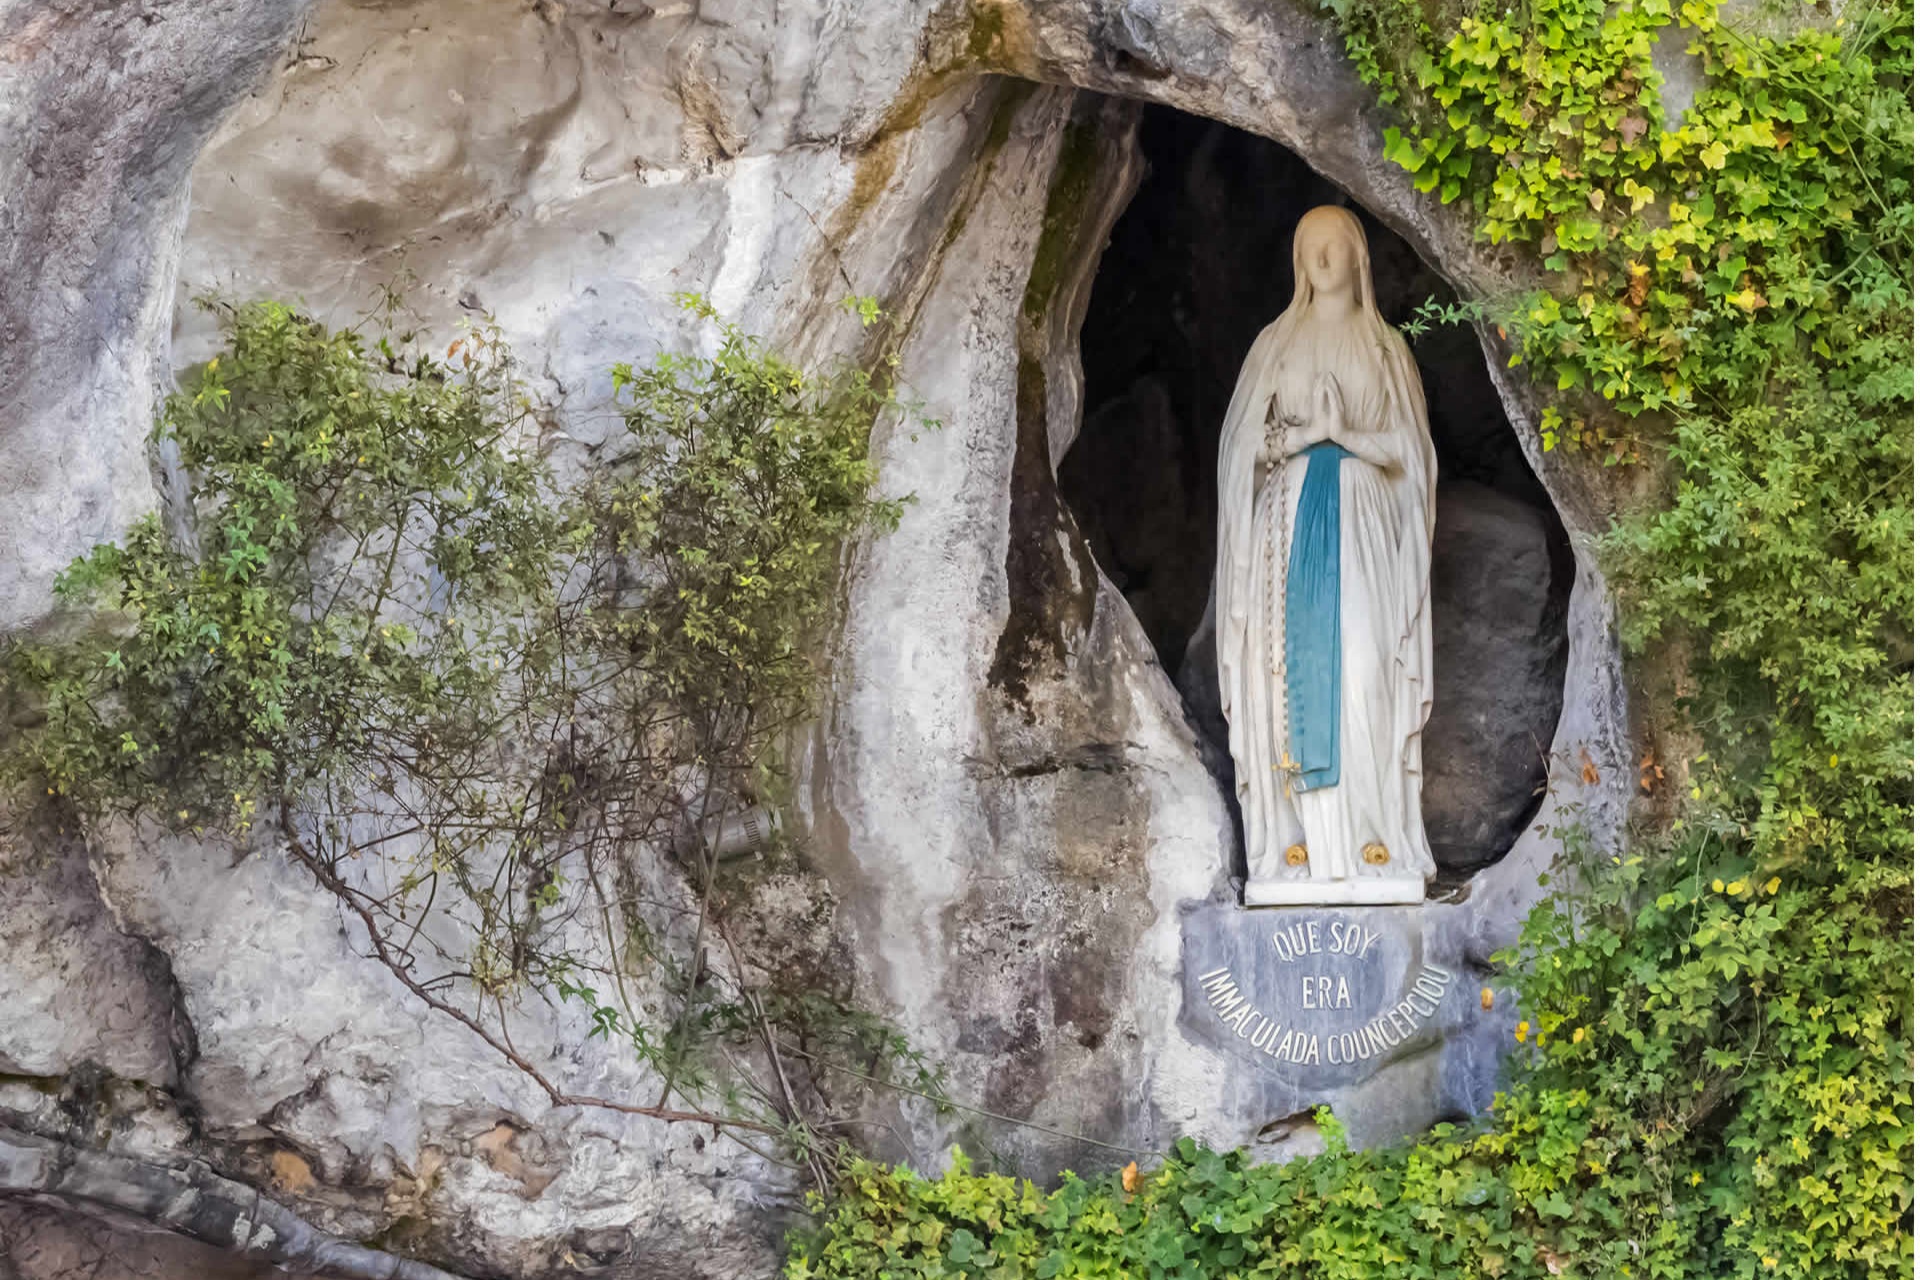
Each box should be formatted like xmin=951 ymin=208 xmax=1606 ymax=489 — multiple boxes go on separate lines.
xmin=280 ymin=812 xmax=774 ymax=1136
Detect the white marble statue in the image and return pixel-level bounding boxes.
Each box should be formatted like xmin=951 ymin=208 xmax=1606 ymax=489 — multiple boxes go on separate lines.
xmin=1215 ymin=205 xmax=1438 ymax=906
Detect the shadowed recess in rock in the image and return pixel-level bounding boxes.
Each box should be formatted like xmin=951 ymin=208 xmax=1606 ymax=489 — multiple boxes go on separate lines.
xmin=1060 ymin=105 xmax=1573 ymax=879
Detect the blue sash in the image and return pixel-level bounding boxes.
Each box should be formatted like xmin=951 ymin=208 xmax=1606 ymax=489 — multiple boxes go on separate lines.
xmin=1285 ymin=442 xmax=1348 ymax=791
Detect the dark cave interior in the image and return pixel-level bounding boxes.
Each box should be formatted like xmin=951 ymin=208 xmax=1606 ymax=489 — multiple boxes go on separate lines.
xmin=1060 ymin=105 xmax=1575 ymax=877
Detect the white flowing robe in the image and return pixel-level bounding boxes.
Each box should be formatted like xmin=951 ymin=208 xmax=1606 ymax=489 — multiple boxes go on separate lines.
xmin=1215 ymin=315 xmax=1436 ymax=902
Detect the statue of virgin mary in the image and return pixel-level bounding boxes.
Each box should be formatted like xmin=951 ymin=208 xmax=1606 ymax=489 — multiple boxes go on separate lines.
xmin=1215 ymin=205 xmax=1437 ymax=906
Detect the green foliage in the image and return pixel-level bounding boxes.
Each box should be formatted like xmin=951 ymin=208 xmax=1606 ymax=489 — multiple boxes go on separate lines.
xmin=1327 ymin=8 xmax=1914 ymax=1235
xmin=1342 ymin=0 xmax=1912 ymax=415
xmin=1323 ymin=0 xmax=1914 ymax=881
xmin=1 ymin=293 xmax=918 ymax=1146
xmin=795 ymin=0 xmax=1910 ymax=1274
xmin=1492 ymin=837 xmax=1911 ymax=1279
xmin=1602 ymin=365 xmax=1912 ymax=866
xmin=6 ymin=299 xmax=558 ymax=830
xmin=793 ymin=1136 xmax=1548 ymax=1280
xmin=1398 ymin=294 xmax=1487 ymax=339
xmin=595 ymin=293 xmax=906 ymax=734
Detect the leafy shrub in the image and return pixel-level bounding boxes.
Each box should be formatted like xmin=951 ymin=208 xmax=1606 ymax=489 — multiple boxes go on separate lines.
xmin=5 ymin=299 xmax=558 ymax=830
xmin=1 ymin=293 xmax=919 ymax=1145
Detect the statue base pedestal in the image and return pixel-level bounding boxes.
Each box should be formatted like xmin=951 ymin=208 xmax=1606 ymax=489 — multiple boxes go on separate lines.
xmin=1244 ymin=877 xmax=1427 ymax=907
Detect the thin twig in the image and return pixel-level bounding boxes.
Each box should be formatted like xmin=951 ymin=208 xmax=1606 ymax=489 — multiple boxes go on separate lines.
xmin=279 ymin=810 xmax=772 ymax=1134
xmin=654 ymin=728 xmax=731 ymax=1108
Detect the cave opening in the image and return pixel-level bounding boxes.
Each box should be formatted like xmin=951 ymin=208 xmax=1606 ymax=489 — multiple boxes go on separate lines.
xmin=1060 ymin=105 xmax=1574 ymax=879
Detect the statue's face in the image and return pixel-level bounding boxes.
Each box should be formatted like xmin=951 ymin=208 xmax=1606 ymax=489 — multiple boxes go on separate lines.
xmin=1301 ymin=224 xmax=1358 ymax=302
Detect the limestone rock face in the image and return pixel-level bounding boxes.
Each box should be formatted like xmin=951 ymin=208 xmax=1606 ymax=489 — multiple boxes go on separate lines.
xmin=0 ymin=832 xmax=180 ymax=1088
xmin=0 ymin=1200 xmax=309 ymax=1280
xmin=0 ymin=0 xmax=308 ymax=630
xmin=0 ymin=0 xmax=1635 ymax=1274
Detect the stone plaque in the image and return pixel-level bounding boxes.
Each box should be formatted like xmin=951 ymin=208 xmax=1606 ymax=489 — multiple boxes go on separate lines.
xmin=1181 ymin=902 xmax=1469 ymax=1087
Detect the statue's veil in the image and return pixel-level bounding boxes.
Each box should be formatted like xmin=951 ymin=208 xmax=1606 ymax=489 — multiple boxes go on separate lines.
xmin=1213 ymin=205 xmax=1437 ymax=874
xmin=1269 ymin=205 xmax=1382 ymax=349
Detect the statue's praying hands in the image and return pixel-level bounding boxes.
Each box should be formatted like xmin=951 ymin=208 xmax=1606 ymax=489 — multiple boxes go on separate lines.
xmin=1299 ymin=371 xmax=1346 ymax=450
xmin=1257 ymin=370 xmax=1344 ymax=466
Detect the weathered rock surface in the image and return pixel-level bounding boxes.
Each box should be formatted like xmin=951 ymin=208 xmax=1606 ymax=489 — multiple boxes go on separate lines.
xmin=0 ymin=0 xmax=1637 ymax=1275
xmin=0 ymin=1200 xmax=306 ymax=1280
xmin=0 ymin=0 xmax=308 ymax=630
xmin=1426 ymin=481 xmax=1571 ymax=873
xmin=0 ymin=829 xmax=180 ymax=1087
xmin=0 ymin=1123 xmax=452 ymax=1279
